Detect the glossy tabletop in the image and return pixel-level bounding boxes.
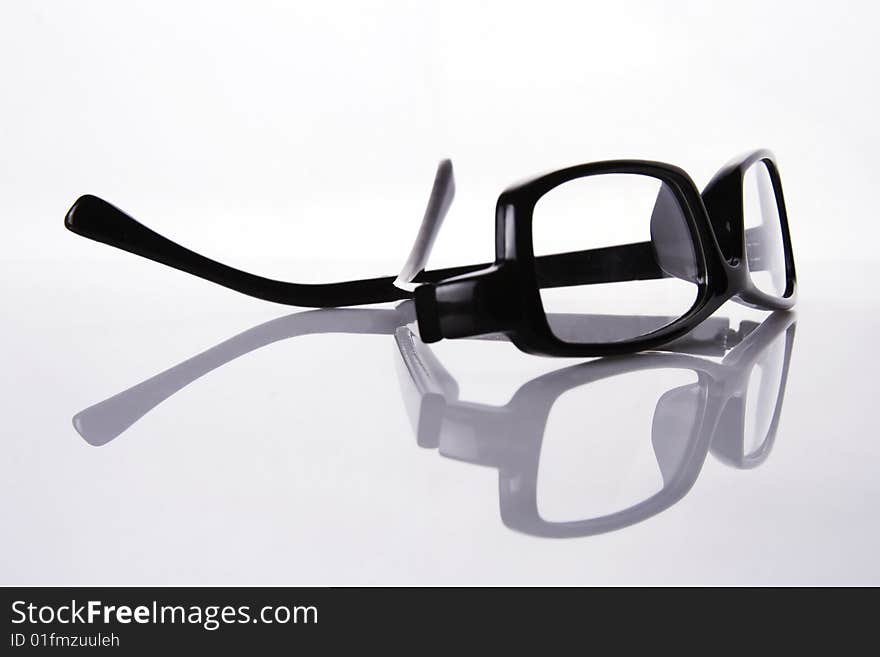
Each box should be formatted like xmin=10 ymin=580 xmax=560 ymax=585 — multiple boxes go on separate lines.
xmin=2 ymin=253 xmax=876 ymax=585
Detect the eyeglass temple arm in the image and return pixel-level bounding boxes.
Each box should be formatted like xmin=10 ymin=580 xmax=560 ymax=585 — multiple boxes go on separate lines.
xmin=64 ymin=196 xmax=667 ymax=307
xmin=64 ymin=195 xmax=415 ymax=307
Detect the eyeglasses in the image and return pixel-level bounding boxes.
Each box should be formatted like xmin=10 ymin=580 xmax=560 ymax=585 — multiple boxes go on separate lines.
xmin=64 ymin=149 xmax=796 ymax=356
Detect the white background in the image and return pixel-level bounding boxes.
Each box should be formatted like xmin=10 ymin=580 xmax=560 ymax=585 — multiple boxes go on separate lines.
xmin=2 ymin=1 xmax=879 ymax=584
xmin=4 ymin=0 xmax=878 ymax=276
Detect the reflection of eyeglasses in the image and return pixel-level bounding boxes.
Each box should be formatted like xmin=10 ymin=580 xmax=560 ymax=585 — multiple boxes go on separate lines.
xmin=65 ymin=149 xmax=795 ymax=356
xmin=71 ymin=304 xmax=757 ymax=445
xmin=395 ymin=311 xmax=796 ymax=538
xmin=71 ymin=302 xmax=795 ymax=540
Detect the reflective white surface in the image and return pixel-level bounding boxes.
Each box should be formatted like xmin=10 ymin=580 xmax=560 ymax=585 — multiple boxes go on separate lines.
xmin=1 ymin=255 xmax=878 ymax=585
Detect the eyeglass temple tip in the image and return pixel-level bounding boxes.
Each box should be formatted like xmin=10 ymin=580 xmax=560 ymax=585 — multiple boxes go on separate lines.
xmin=64 ymin=194 xmax=121 ymax=243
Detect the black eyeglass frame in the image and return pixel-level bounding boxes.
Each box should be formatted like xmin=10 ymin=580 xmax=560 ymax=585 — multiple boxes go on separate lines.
xmin=64 ymin=149 xmax=796 ymax=357
xmin=415 ymin=149 xmax=797 ymax=357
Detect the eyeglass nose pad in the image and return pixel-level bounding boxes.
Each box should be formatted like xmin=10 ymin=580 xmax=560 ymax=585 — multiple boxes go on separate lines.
xmin=649 ymin=182 xmax=700 ymax=284
xmin=652 ymin=383 xmax=703 ymax=485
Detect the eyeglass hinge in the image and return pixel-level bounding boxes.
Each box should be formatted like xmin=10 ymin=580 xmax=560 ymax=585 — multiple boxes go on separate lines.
xmin=414 ymin=264 xmax=518 ymax=343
